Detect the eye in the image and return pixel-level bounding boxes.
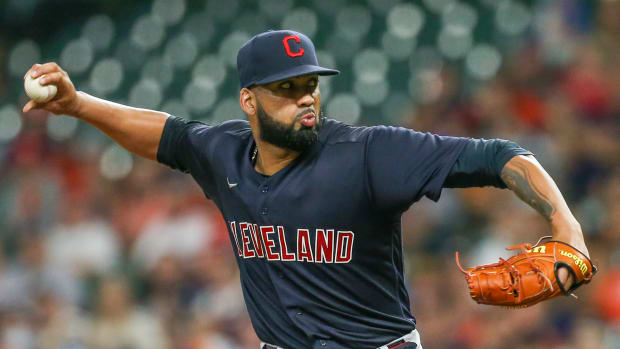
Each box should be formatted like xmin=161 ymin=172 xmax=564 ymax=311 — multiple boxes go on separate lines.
xmin=308 ymin=79 xmax=318 ymax=87
xmin=279 ymin=82 xmax=292 ymax=89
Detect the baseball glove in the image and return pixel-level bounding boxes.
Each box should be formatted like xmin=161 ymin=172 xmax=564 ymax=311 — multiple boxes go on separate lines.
xmin=455 ymin=236 xmax=597 ymax=308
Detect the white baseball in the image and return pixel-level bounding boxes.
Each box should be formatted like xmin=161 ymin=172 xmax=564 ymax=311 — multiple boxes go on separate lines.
xmin=24 ymin=74 xmax=57 ymax=103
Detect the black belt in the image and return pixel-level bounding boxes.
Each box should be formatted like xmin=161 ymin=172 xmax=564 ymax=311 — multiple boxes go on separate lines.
xmin=386 ymin=339 xmax=418 ymax=349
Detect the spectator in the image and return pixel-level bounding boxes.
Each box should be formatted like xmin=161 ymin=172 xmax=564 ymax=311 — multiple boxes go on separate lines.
xmin=88 ymin=276 xmax=170 ymax=349
xmin=45 ymin=202 xmax=120 ymax=277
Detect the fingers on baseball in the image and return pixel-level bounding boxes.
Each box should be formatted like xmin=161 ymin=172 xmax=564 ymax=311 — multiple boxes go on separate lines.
xmin=39 ymin=72 xmax=64 ymax=86
xmin=30 ymin=62 xmax=64 ymax=79
xmin=25 ymin=63 xmax=42 ymax=80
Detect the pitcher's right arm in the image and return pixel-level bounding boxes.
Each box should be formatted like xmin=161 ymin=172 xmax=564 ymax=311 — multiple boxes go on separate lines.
xmin=23 ymin=62 xmax=169 ymax=161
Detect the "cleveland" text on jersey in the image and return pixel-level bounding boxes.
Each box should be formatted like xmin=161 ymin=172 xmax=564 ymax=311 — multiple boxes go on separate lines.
xmin=228 ymin=221 xmax=354 ymax=263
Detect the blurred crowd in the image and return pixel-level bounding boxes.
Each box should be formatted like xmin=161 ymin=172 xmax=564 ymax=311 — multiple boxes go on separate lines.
xmin=1 ymin=1 xmax=619 ymax=349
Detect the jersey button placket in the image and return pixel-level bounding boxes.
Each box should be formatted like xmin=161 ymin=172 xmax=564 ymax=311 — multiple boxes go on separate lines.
xmin=257 ymin=181 xmax=271 ymax=217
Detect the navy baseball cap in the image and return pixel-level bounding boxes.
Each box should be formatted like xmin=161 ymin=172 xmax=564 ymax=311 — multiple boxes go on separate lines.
xmin=237 ymin=30 xmax=339 ymax=89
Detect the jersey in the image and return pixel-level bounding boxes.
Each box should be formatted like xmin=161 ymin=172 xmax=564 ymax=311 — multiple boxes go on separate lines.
xmin=157 ymin=116 xmax=475 ymax=348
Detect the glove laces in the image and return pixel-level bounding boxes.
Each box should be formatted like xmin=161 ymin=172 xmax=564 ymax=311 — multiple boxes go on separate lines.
xmin=455 ymin=236 xmax=555 ymax=303
xmin=506 ymin=243 xmax=554 ymax=295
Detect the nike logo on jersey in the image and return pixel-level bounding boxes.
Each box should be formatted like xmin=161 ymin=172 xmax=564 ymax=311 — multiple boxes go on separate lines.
xmin=227 ymin=177 xmax=238 ymax=189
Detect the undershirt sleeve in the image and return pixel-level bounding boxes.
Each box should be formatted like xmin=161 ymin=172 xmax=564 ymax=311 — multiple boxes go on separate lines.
xmin=443 ymin=138 xmax=533 ymax=188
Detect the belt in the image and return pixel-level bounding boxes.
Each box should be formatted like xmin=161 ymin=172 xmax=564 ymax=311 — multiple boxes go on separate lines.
xmin=260 ymin=329 xmax=422 ymax=349
xmin=379 ymin=329 xmax=421 ymax=349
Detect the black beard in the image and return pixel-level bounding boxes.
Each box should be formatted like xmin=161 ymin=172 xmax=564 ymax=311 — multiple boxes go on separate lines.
xmin=256 ymin=102 xmax=322 ymax=152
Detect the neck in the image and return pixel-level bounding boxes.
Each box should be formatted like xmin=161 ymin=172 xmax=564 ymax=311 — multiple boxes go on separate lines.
xmin=253 ymin=140 xmax=300 ymax=176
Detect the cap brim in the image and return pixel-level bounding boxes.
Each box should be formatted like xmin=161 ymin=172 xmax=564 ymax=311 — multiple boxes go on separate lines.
xmin=248 ymin=64 xmax=340 ymax=88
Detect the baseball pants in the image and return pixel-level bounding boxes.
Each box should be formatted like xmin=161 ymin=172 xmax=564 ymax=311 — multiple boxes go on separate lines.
xmin=260 ymin=329 xmax=423 ymax=349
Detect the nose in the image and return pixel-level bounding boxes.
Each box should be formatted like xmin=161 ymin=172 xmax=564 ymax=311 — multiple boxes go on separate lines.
xmin=297 ymin=91 xmax=315 ymax=107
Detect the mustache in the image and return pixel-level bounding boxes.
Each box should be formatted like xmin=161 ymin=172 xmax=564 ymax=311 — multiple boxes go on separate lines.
xmin=295 ymin=108 xmax=316 ymax=119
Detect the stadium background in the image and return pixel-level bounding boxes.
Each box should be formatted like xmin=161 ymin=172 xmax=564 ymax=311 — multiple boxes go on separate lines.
xmin=0 ymin=0 xmax=619 ymax=348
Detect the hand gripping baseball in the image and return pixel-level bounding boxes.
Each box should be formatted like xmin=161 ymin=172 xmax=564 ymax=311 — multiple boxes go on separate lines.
xmin=23 ymin=63 xmax=80 ymax=115
xmin=455 ymin=236 xmax=597 ymax=308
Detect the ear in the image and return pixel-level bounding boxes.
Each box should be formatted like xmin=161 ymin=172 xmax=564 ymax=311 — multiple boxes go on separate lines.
xmin=239 ymin=88 xmax=256 ymax=116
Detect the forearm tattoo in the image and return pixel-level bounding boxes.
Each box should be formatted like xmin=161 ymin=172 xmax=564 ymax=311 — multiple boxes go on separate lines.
xmin=501 ymin=160 xmax=556 ymax=222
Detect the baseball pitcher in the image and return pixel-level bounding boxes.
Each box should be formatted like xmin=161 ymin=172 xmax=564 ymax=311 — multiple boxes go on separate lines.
xmin=21 ymin=30 xmax=595 ymax=349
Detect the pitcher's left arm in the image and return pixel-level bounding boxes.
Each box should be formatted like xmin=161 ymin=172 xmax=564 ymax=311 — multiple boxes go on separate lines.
xmin=500 ymin=155 xmax=588 ymax=256
xmin=443 ymin=138 xmax=589 ymax=256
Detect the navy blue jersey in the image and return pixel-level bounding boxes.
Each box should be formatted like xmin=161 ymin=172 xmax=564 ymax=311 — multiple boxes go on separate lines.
xmin=157 ymin=117 xmax=476 ymax=348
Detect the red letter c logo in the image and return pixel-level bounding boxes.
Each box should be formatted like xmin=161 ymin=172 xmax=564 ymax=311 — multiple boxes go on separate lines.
xmin=282 ymin=35 xmax=305 ymax=58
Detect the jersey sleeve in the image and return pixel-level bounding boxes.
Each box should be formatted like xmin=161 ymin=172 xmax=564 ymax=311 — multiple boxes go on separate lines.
xmin=157 ymin=115 xmax=213 ymax=175
xmin=365 ymin=126 xmax=469 ymax=211
xmin=443 ymin=138 xmax=533 ymax=188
